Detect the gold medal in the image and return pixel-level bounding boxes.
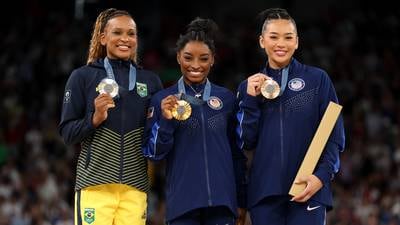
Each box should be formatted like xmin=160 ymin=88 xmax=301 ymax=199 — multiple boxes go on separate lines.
xmin=172 ymin=100 xmax=192 ymax=121
xmin=96 ymin=78 xmax=119 ymax=98
xmin=261 ymin=79 xmax=280 ymax=99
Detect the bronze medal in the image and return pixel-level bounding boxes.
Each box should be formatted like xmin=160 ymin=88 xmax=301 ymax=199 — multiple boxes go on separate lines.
xmin=261 ymin=79 xmax=280 ymax=99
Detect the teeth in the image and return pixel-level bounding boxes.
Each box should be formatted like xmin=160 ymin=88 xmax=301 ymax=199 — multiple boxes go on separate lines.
xmin=118 ymin=45 xmax=130 ymax=50
xmin=275 ymin=51 xmax=286 ymax=56
xmin=190 ymin=72 xmax=201 ymax=75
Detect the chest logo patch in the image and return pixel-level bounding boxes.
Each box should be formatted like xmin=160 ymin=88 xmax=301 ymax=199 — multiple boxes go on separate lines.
xmin=288 ymin=78 xmax=305 ymax=91
xmin=207 ymin=96 xmax=223 ymax=110
xmin=136 ymin=82 xmax=148 ymax=97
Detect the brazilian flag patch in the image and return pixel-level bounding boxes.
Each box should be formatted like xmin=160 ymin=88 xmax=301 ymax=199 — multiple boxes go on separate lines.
xmin=84 ymin=208 xmax=95 ymax=224
xmin=136 ymin=82 xmax=148 ymax=97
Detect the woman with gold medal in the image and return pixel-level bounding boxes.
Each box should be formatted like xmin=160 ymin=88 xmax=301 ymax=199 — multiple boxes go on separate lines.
xmin=143 ymin=18 xmax=247 ymax=225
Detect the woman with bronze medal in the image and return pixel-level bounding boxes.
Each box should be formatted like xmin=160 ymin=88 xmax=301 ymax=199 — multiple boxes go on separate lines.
xmin=235 ymin=8 xmax=345 ymax=225
xmin=143 ymin=18 xmax=247 ymax=225
xmin=59 ymin=8 xmax=162 ymax=225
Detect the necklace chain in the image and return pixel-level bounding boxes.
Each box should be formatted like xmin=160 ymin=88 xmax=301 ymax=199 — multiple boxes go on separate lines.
xmin=188 ymin=85 xmax=203 ymax=98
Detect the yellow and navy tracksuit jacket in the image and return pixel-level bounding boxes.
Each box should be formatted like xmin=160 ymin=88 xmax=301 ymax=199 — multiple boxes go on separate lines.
xmin=59 ymin=58 xmax=162 ymax=193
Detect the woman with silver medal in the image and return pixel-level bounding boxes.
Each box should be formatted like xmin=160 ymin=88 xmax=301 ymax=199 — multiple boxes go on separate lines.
xmin=143 ymin=18 xmax=247 ymax=225
xmin=59 ymin=8 xmax=162 ymax=225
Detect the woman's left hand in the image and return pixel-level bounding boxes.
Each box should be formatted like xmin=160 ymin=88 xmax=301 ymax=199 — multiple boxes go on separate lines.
xmin=236 ymin=208 xmax=247 ymax=225
xmin=290 ymin=175 xmax=323 ymax=202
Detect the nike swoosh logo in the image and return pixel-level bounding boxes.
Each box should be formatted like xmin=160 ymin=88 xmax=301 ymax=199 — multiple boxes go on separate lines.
xmin=307 ymin=205 xmax=321 ymax=211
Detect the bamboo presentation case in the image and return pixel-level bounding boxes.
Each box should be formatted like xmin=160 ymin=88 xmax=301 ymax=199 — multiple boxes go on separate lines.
xmin=289 ymin=101 xmax=342 ymax=196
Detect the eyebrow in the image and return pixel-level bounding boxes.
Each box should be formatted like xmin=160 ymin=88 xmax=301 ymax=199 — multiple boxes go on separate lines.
xmin=183 ymin=52 xmax=210 ymax=57
xmin=110 ymin=27 xmax=136 ymax=31
xmin=268 ymin=31 xmax=296 ymax=36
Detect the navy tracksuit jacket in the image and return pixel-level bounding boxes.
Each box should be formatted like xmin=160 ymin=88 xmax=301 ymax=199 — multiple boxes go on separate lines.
xmin=236 ymin=58 xmax=345 ymax=210
xmin=142 ymin=80 xmax=247 ymax=221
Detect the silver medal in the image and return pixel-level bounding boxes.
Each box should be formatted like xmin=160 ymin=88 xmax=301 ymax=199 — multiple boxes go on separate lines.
xmin=96 ymin=78 xmax=119 ymax=98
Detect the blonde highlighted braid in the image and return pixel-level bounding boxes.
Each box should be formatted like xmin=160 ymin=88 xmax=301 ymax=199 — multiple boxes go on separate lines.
xmin=87 ymin=8 xmax=137 ymax=64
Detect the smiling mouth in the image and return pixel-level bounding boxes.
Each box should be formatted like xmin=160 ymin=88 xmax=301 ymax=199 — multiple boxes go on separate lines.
xmin=275 ymin=50 xmax=287 ymax=56
xmin=117 ymin=45 xmax=131 ymax=50
xmin=189 ymin=71 xmax=202 ymax=76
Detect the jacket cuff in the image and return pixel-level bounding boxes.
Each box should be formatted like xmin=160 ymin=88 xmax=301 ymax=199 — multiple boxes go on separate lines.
xmin=314 ymin=169 xmax=333 ymax=186
xmin=158 ymin=116 xmax=178 ymax=133
xmin=241 ymin=94 xmax=260 ymax=109
xmin=86 ymin=111 xmax=96 ymax=131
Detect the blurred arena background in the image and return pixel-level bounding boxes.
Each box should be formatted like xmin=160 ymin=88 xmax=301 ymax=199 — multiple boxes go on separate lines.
xmin=0 ymin=0 xmax=399 ymax=224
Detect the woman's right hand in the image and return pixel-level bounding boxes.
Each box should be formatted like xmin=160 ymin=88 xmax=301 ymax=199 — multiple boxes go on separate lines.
xmin=246 ymin=73 xmax=268 ymax=96
xmin=92 ymin=93 xmax=115 ymax=127
xmin=161 ymin=95 xmax=178 ymax=120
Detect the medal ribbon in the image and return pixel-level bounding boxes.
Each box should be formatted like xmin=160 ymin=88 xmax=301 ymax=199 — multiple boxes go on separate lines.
xmin=104 ymin=57 xmax=137 ymax=91
xmin=177 ymin=76 xmax=211 ymax=104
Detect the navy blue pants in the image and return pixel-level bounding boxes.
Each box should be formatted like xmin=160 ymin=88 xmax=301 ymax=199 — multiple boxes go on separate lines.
xmin=250 ymin=196 xmax=326 ymax=225
xmin=168 ymin=206 xmax=235 ymax=225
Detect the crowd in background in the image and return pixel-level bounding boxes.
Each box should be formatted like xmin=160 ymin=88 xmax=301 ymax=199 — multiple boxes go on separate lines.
xmin=0 ymin=0 xmax=400 ymax=224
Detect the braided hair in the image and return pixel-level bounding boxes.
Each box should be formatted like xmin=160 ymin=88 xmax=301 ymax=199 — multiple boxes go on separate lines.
xmin=176 ymin=17 xmax=219 ymax=54
xmin=258 ymin=8 xmax=297 ymax=35
xmin=87 ymin=8 xmax=136 ymax=64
